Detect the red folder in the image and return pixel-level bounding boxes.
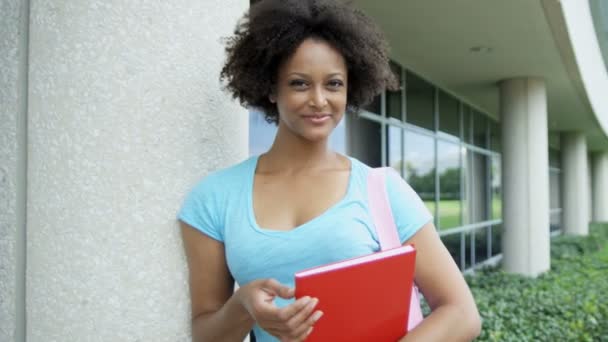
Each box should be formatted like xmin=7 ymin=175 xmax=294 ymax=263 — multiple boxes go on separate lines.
xmin=294 ymin=245 xmax=416 ymax=342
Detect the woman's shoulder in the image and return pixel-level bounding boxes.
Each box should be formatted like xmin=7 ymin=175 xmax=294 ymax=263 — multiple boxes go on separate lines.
xmin=189 ymin=156 xmax=257 ymax=194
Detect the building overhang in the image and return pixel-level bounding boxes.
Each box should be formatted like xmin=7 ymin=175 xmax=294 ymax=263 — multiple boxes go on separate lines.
xmin=354 ymin=0 xmax=608 ymax=151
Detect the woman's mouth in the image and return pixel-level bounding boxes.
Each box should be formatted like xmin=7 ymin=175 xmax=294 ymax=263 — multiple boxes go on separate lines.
xmin=302 ymin=114 xmax=331 ymax=125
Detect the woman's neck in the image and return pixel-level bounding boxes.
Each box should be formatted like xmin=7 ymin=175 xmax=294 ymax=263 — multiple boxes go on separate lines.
xmin=259 ymin=127 xmax=339 ymax=173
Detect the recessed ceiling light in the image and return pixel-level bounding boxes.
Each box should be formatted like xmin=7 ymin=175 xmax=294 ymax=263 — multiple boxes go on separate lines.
xmin=470 ymin=46 xmax=493 ymax=53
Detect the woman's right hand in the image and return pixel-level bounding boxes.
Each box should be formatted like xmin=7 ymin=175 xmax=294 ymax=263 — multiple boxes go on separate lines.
xmin=237 ymin=278 xmax=324 ymax=342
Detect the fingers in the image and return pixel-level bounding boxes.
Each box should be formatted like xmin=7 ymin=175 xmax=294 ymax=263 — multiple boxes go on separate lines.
xmin=272 ymin=297 xmax=323 ymax=340
xmin=262 ymin=279 xmax=295 ymax=299
xmin=277 ymin=296 xmax=315 ymax=323
xmin=284 ymin=298 xmax=323 ymax=338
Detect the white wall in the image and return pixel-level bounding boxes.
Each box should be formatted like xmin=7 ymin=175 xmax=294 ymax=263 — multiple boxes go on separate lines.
xmin=24 ymin=0 xmax=248 ymax=340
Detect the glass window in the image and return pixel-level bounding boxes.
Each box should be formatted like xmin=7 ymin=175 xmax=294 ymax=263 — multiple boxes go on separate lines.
xmin=464 ymin=151 xmax=490 ymax=223
xmin=464 ymin=231 xmax=473 ymax=269
xmin=491 ymin=225 xmax=502 ymax=256
xmin=386 ymin=62 xmax=402 ymax=120
xmin=442 ymin=232 xmax=464 ymax=270
xmin=472 ymin=111 xmax=488 ymax=148
xmin=550 ymin=212 xmax=561 ymax=233
xmin=489 ymin=121 xmax=501 ymax=152
xmin=249 ymin=110 xmax=277 ymax=156
xmin=347 ymin=115 xmax=382 ymax=167
xmin=549 ymin=148 xmax=561 ymax=168
xmin=549 ymin=170 xmax=561 ymax=210
xmin=491 ymin=157 xmax=502 ymax=219
xmin=404 ymin=130 xmax=436 ymax=215
xmin=329 ymin=118 xmax=347 ymax=155
xmin=438 ymin=91 xmax=460 ymax=139
xmin=406 ymin=71 xmax=435 ymax=131
xmin=363 ymin=95 xmax=381 ymax=115
xmin=473 ymin=227 xmax=490 ymax=264
xmin=462 ymin=106 xmax=472 ymax=144
xmin=437 ymin=141 xmax=461 ymax=230
xmin=387 ymin=125 xmax=403 ymax=176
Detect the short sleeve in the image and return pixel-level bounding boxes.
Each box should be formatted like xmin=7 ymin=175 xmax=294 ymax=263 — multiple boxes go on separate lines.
xmin=385 ymin=169 xmax=434 ymax=244
xmin=177 ymin=176 xmax=224 ymax=242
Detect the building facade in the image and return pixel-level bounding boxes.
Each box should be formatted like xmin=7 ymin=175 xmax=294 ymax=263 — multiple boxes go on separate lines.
xmin=2 ymin=0 xmax=608 ymax=340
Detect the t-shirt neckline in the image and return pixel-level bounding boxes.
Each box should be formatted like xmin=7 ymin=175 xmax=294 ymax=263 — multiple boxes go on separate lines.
xmin=246 ymin=154 xmax=355 ymax=236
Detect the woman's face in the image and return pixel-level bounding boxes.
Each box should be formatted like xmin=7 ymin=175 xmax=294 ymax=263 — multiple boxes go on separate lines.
xmin=272 ymin=38 xmax=347 ymax=143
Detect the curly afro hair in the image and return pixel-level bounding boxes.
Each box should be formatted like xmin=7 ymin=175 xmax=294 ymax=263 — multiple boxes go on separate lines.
xmin=220 ymin=0 xmax=398 ymax=124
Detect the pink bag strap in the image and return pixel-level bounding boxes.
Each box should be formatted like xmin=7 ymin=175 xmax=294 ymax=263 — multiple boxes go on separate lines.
xmin=367 ymin=167 xmax=401 ymax=250
xmin=367 ymin=167 xmax=424 ymax=332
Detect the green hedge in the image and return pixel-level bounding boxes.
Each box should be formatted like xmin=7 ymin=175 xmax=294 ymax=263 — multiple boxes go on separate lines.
xmin=463 ymin=223 xmax=608 ymax=341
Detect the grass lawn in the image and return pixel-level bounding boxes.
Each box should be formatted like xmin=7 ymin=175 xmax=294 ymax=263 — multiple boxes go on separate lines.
xmin=423 ymin=198 xmax=504 ymax=230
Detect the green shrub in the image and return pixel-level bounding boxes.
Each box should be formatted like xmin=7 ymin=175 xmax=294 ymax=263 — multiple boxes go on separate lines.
xmin=464 ymin=223 xmax=608 ymax=341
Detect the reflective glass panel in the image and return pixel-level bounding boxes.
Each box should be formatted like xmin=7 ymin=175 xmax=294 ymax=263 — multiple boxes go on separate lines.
xmin=472 ymin=110 xmax=488 ymax=148
xmin=549 ymin=170 xmax=561 ymax=210
xmin=442 ymin=232 xmax=464 ymax=270
xmin=491 ymin=225 xmax=502 ymax=256
xmin=437 ymin=141 xmax=461 ymax=230
xmin=347 ymin=116 xmax=382 ymax=167
xmin=387 ymin=125 xmax=403 ymax=176
xmin=465 ymin=151 xmax=490 ymax=223
xmin=462 ymin=106 xmax=472 ymax=144
xmin=386 ymin=62 xmax=402 ymax=120
xmin=404 ymin=130 xmax=436 ymax=215
xmin=249 ymin=110 xmax=277 ymax=156
xmin=474 ymin=227 xmax=490 ymax=265
xmin=492 ymin=157 xmax=502 ymax=219
xmin=489 ymin=121 xmax=501 ymax=152
xmin=550 ymin=212 xmax=561 ymax=233
xmin=438 ymin=91 xmax=460 ymax=139
xmin=406 ymin=71 xmax=435 ymax=131
xmin=363 ymin=95 xmax=381 ymax=115
xmin=549 ymin=148 xmax=561 ymax=168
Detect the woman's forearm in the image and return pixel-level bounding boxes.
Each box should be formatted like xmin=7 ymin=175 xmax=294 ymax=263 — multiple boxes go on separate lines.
xmin=192 ymin=290 xmax=256 ymax=342
xmin=399 ymin=304 xmax=481 ymax=342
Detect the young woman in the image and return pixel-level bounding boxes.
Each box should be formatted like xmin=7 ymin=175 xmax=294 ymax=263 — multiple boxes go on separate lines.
xmin=179 ymin=0 xmax=481 ymax=341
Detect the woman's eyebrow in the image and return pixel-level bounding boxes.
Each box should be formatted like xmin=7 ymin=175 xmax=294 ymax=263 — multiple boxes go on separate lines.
xmin=287 ymin=72 xmax=345 ymax=78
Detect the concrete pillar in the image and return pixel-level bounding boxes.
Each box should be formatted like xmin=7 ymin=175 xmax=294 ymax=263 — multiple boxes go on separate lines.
xmin=499 ymin=78 xmax=550 ymax=276
xmin=26 ymin=1 xmax=248 ymax=340
xmin=0 ymin=0 xmax=28 ymax=341
xmin=591 ymin=151 xmax=608 ymax=222
xmin=561 ymin=132 xmax=590 ymax=235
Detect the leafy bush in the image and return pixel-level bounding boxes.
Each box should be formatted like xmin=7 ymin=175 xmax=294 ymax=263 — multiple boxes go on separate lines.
xmin=463 ymin=223 xmax=608 ymax=341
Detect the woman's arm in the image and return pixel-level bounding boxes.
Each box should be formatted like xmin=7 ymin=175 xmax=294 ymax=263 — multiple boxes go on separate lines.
xmin=181 ymin=221 xmax=255 ymax=342
xmin=181 ymin=222 xmax=321 ymax=342
xmin=399 ymin=222 xmax=482 ymax=342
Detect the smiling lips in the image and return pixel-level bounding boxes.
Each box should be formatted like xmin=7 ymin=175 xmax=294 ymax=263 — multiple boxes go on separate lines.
xmin=302 ymin=113 xmax=332 ymax=124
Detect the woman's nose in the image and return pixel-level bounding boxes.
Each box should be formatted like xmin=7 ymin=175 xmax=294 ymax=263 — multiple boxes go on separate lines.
xmin=309 ymin=87 xmax=328 ymax=109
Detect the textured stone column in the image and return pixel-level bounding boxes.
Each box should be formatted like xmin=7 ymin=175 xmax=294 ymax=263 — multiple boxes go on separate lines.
xmin=0 ymin=0 xmax=28 ymax=341
xmin=591 ymin=151 xmax=608 ymax=222
xmin=561 ymin=132 xmax=590 ymax=235
xmin=499 ymin=78 xmax=550 ymax=276
xmin=27 ymin=1 xmax=248 ymax=340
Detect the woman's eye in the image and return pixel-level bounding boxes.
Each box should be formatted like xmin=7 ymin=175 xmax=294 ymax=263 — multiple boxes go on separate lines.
xmin=289 ymin=80 xmax=308 ymax=88
xmin=328 ymin=80 xmax=344 ymax=88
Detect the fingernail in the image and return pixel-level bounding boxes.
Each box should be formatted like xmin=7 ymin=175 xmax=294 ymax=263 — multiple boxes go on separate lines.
xmin=310 ymin=298 xmax=319 ymax=307
xmin=312 ymin=311 xmax=323 ymax=322
xmin=302 ymin=296 xmax=311 ymax=304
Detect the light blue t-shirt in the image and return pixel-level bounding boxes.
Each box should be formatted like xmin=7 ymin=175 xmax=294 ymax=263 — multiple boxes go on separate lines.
xmin=178 ymin=155 xmax=432 ymax=342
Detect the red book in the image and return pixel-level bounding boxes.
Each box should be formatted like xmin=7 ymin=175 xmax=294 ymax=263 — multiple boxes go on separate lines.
xmin=294 ymin=245 xmax=416 ymax=342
